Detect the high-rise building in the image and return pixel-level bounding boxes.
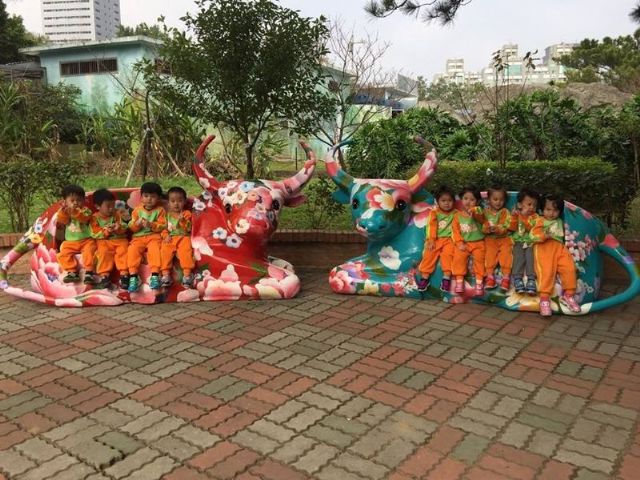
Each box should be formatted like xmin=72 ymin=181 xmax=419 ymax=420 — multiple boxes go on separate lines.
xmin=41 ymin=0 xmax=121 ymax=43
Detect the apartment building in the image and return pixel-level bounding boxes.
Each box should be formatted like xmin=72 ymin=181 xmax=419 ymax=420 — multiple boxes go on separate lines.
xmin=41 ymin=0 xmax=121 ymax=43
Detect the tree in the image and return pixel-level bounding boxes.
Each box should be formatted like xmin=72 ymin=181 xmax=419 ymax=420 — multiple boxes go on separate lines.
xmin=558 ymin=30 xmax=640 ymax=92
xmin=145 ymin=0 xmax=336 ymax=179
xmin=117 ymin=22 xmax=168 ymax=41
xmin=364 ymin=0 xmax=472 ymax=24
xmin=632 ymin=2 xmax=640 ymax=23
xmin=0 ymin=0 xmax=41 ymax=64
xmin=313 ymin=17 xmax=395 ymax=168
xmin=619 ymin=95 xmax=640 ymax=187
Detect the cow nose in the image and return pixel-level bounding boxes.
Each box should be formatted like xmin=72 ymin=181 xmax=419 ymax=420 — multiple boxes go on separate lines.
xmin=357 ymin=219 xmax=385 ymax=232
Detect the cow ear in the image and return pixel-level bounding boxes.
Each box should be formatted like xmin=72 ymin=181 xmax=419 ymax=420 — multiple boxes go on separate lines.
xmin=411 ymin=188 xmax=431 ymax=205
xmin=332 ymin=189 xmax=350 ymax=204
xmin=284 ymin=194 xmax=307 ymax=207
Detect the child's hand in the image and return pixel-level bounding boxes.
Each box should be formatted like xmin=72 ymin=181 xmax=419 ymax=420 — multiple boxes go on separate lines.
xmin=457 ymin=243 xmax=467 ymax=251
xmin=426 ymin=240 xmax=435 ymax=251
xmin=163 ymin=235 xmax=172 ymax=244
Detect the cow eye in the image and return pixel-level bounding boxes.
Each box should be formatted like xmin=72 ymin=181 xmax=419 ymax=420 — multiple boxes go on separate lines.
xmin=225 ymin=204 xmax=232 ymax=214
xmin=352 ymin=199 xmax=359 ymax=209
xmin=396 ymin=200 xmax=407 ymax=211
xmin=272 ymin=199 xmax=280 ymax=211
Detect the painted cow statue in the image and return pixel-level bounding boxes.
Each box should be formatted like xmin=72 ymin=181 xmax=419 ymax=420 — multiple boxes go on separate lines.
xmin=0 ymin=135 xmax=316 ymax=306
xmin=326 ymin=137 xmax=640 ymax=315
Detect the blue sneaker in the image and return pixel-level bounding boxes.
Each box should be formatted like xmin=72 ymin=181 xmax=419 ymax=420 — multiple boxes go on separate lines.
xmin=513 ymin=277 xmax=525 ymax=294
xmin=525 ymin=278 xmax=537 ymax=296
xmin=127 ymin=275 xmax=140 ymax=293
xmin=149 ymin=274 xmax=161 ymax=290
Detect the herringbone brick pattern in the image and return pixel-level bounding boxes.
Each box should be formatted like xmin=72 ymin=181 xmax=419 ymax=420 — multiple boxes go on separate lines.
xmin=0 ymin=269 xmax=638 ymax=479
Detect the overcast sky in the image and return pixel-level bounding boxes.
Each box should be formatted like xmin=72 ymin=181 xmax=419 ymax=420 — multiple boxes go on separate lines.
xmin=6 ymin=0 xmax=638 ymax=80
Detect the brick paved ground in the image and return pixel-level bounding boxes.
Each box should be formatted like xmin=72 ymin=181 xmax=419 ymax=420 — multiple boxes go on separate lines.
xmin=0 ymin=269 xmax=638 ymax=480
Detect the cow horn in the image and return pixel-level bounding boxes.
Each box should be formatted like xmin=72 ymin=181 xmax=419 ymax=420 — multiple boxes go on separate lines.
xmin=325 ymin=142 xmax=354 ymax=192
xmin=194 ymin=135 xmax=222 ymax=190
xmin=270 ymin=141 xmax=317 ymax=198
xmin=407 ymin=136 xmax=437 ymax=194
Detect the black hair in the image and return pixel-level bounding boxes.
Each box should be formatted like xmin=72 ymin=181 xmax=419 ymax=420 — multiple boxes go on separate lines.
xmin=541 ymin=193 xmax=564 ymax=215
xmin=487 ymin=185 xmax=508 ymax=201
xmin=140 ymin=182 xmax=163 ymax=196
xmin=61 ymin=184 xmax=85 ymax=199
xmin=93 ymin=188 xmax=115 ymax=206
xmin=459 ymin=185 xmax=481 ymax=203
xmin=434 ymin=185 xmax=455 ymax=201
xmin=167 ymin=186 xmax=187 ymax=200
xmin=516 ymin=188 xmax=539 ymax=205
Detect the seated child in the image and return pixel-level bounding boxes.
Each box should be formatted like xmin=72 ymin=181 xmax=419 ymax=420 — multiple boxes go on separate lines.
xmin=160 ymin=187 xmax=195 ymax=288
xmin=90 ymin=189 xmax=129 ymax=290
xmin=482 ymin=186 xmax=512 ymax=291
xmin=531 ymin=194 xmax=581 ymax=316
xmin=57 ymin=185 xmax=96 ymax=284
xmin=509 ymin=189 xmax=539 ymax=295
xmin=127 ymin=182 xmax=167 ymax=292
xmin=452 ymin=186 xmax=486 ymax=296
xmin=417 ymin=185 xmax=456 ymax=292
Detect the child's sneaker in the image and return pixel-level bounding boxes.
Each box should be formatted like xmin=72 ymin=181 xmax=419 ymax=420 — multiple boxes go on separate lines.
xmin=127 ymin=275 xmax=140 ymax=293
xmin=182 ymin=274 xmax=195 ymax=288
xmin=119 ymin=275 xmax=130 ymax=290
xmin=500 ymin=277 xmax=510 ymax=291
xmin=416 ymin=277 xmax=429 ymax=292
xmin=95 ymin=276 xmax=111 ymax=289
xmin=485 ymin=275 xmax=497 ymax=289
xmin=561 ymin=294 xmax=581 ymax=313
xmin=513 ymin=277 xmax=525 ymax=294
xmin=474 ymin=281 xmax=484 ymax=297
xmin=63 ymin=272 xmax=80 ymax=283
xmin=149 ymin=274 xmax=161 ymax=290
xmin=440 ymin=277 xmax=451 ymax=292
xmin=161 ymin=275 xmax=172 ymax=288
xmin=454 ymin=280 xmax=464 ymax=294
xmin=525 ymin=278 xmax=537 ymax=296
xmin=84 ymin=271 xmax=96 ymax=285
xmin=539 ymin=299 xmax=552 ymax=317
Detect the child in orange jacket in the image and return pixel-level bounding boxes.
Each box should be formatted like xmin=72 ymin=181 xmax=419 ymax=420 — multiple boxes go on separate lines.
xmin=90 ymin=189 xmax=129 ymax=290
xmin=452 ymin=186 xmax=486 ymax=296
xmin=160 ymin=187 xmax=195 ymax=288
xmin=417 ymin=185 xmax=456 ymax=292
xmin=508 ymin=189 xmax=539 ymax=295
xmin=482 ymin=186 xmax=513 ymax=291
xmin=57 ymin=185 xmax=96 ymax=285
xmin=127 ymin=182 xmax=167 ymax=292
xmin=531 ymin=194 xmax=581 ymax=316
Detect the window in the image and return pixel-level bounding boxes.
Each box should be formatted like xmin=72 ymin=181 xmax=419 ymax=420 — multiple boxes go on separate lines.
xmin=60 ymin=58 xmax=118 ymax=76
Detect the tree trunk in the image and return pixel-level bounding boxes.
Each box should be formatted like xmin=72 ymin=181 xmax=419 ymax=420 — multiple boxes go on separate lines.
xmin=245 ymin=142 xmax=255 ymax=180
xmin=337 ymin=148 xmax=347 ymax=170
xmin=634 ymin=138 xmax=639 ymax=188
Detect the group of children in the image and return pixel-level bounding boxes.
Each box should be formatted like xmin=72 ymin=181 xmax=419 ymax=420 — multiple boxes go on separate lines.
xmin=56 ymin=182 xmax=195 ymax=293
xmin=417 ymin=186 xmax=582 ymax=316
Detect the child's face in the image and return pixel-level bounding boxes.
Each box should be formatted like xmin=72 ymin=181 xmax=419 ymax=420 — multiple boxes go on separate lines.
xmin=488 ymin=191 xmax=506 ymax=210
xmin=65 ymin=194 xmax=84 ymax=210
xmin=543 ymin=200 xmax=560 ymax=220
xmin=437 ymin=193 xmax=454 ymax=212
xmin=98 ymin=200 xmax=115 ymax=217
xmin=461 ymin=191 xmax=478 ymax=211
xmin=518 ymin=195 xmax=537 ymax=215
xmin=141 ymin=192 xmax=159 ymax=210
xmin=168 ymin=192 xmax=186 ymax=213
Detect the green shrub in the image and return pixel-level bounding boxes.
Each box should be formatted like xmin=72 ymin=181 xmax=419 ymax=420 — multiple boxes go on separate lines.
xmin=0 ymin=156 xmax=41 ymax=232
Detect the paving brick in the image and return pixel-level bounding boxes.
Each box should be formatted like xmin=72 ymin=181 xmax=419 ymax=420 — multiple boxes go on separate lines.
xmin=0 ymin=449 xmax=36 ymax=477
xmin=15 ymin=437 xmax=62 ymax=461
xmin=272 ymin=435 xmax=317 ymax=463
xmin=14 ymin=453 xmax=78 ymax=480
xmin=293 ymin=444 xmax=340 ymax=474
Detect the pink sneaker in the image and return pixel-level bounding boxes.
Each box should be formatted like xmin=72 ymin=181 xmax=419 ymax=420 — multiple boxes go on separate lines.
xmin=454 ymin=280 xmax=464 ymax=294
xmin=539 ymin=299 xmax=552 ymax=317
xmin=474 ymin=281 xmax=484 ymax=297
xmin=561 ymin=294 xmax=581 ymax=313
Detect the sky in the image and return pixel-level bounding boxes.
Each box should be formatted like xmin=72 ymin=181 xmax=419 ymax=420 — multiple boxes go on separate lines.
xmin=6 ymin=0 xmax=639 ymax=81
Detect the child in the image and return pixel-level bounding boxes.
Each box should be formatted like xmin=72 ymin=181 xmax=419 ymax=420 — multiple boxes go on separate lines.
xmin=127 ymin=182 xmax=167 ymax=292
xmin=531 ymin=194 xmax=581 ymax=316
xmin=90 ymin=189 xmax=129 ymax=290
xmin=57 ymin=185 xmax=96 ymax=284
xmin=160 ymin=187 xmax=195 ymax=288
xmin=509 ymin=189 xmax=539 ymax=295
xmin=482 ymin=186 xmax=512 ymax=291
xmin=452 ymin=186 xmax=486 ymax=296
xmin=417 ymin=185 xmax=456 ymax=292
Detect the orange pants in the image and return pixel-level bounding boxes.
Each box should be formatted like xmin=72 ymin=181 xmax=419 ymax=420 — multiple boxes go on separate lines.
xmin=418 ymin=237 xmax=454 ymax=277
xmin=534 ymin=240 xmax=577 ymax=297
xmin=485 ymin=236 xmax=513 ymax=277
xmin=161 ymin=236 xmax=195 ymax=276
xmin=58 ymin=238 xmax=96 ymax=273
xmin=128 ymin=235 xmax=161 ymax=274
xmin=453 ymin=240 xmax=485 ymax=281
xmin=96 ymin=239 xmax=129 ymax=276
